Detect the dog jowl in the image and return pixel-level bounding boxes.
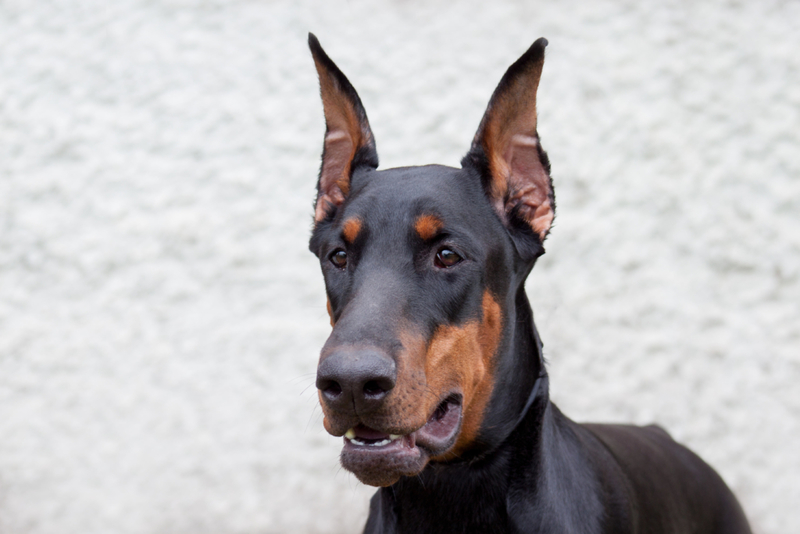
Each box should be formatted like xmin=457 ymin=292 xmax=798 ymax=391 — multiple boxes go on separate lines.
xmin=306 ymin=34 xmax=751 ymax=534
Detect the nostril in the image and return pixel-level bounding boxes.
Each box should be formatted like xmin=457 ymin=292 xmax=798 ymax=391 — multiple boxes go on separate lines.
xmin=363 ymin=377 xmax=394 ymax=398
xmin=319 ymin=380 xmax=343 ymax=399
xmin=363 ymin=380 xmax=384 ymax=397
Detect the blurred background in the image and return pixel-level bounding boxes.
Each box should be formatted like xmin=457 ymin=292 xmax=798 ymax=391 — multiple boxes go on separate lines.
xmin=1 ymin=0 xmax=798 ymax=532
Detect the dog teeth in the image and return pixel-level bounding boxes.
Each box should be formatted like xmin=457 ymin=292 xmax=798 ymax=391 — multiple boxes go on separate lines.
xmin=345 ymin=432 xmax=404 ymax=447
xmin=348 ymin=437 xmax=389 ymax=446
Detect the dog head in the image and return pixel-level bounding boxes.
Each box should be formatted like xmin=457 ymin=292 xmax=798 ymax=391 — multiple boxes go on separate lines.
xmin=308 ymin=34 xmax=554 ymax=486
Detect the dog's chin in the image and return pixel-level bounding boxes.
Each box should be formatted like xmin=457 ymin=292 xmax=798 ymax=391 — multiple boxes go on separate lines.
xmin=339 ymin=396 xmax=463 ymax=487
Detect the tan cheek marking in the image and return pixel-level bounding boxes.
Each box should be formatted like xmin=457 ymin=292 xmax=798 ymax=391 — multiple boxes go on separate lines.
xmin=425 ymin=291 xmax=503 ymax=459
xmin=326 ymin=298 xmax=334 ymax=327
xmin=378 ymin=328 xmax=431 ymax=432
xmin=414 ymin=214 xmax=443 ymax=241
xmin=342 ymin=217 xmax=362 ymax=244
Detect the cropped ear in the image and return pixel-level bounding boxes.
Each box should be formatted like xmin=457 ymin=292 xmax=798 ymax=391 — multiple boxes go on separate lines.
xmin=308 ymin=33 xmax=379 ymax=223
xmin=462 ymin=38 xmax=554 ymax=242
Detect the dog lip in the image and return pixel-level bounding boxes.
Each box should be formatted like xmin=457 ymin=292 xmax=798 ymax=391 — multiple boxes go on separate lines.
xmin=414 ymin=395 xmax=463 ymax=455
xmin=340 ymin=431 xmax=425 ymax=486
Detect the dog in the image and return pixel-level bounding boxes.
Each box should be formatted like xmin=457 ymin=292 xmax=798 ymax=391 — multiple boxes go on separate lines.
xmin=306 ymin=33 xmax=752 ymax=534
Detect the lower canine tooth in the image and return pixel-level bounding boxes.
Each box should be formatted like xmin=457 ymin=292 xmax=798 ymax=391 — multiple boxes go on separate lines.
xmin=345 ymin=428 xmax=356 ymax=439
xmin=389 ymin=434 xmax=401 ymax=440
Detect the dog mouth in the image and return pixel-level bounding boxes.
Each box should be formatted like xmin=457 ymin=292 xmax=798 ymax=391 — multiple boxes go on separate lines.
xmin=339 ymin=395 xmax=463 ymax=487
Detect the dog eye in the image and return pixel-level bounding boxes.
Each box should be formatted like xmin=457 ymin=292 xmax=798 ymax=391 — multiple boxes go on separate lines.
xmin=330 ymin=249 xmax=347 ymax=268
xmin=434 ymin=248 xmax=462 ymax=268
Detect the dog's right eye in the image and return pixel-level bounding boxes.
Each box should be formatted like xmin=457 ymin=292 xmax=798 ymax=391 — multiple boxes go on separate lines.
xmin=330 ymin=249 xmax=347 ymax=269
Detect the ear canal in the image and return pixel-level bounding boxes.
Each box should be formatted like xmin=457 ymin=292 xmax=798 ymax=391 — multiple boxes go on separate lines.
xmin=308 ymin=33 xmax=379 ymax=223
xmin=462 ymin=38 xmax=554 ymax=241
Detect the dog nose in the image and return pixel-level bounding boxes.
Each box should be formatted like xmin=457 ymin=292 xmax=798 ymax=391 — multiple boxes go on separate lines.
xmin=316 ymin=348 xmax=396 ymax=413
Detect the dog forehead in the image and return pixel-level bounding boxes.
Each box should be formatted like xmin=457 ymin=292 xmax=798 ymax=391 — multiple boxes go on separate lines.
xmin=347 ymin=164 xmax=486 ymax=225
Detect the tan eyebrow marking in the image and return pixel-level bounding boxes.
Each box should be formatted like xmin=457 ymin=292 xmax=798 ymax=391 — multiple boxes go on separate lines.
xmin=415 ymin=214 xmax=443 ymax=241
xmin=342 ymin=217 xmax=362 ymax=244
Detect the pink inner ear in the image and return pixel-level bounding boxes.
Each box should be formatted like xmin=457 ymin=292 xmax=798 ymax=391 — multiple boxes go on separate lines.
xmin=315 ymin=129 xmax=355 ymax=222
xmin=505 ymin=134 xmax=553 ymax=240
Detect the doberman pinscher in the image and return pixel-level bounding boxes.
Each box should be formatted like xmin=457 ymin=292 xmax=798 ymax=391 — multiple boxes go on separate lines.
xmin=306 ymin=33 xmax=752 ymax=534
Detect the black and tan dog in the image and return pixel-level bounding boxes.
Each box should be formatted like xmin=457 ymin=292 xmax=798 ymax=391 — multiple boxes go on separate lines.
xmin=306 ymin=33 xmax=751 ymax=534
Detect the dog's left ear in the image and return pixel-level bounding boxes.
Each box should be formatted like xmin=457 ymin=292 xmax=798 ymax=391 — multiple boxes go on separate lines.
xmin=308 ymin=33 xmax=379 ymax=223
xmin=463 ymin=38 xmax=554 ymax=243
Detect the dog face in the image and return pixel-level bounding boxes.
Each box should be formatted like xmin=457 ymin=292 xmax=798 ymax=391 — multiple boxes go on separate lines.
xmin=308 ymin=34 xmax=554 ymax=487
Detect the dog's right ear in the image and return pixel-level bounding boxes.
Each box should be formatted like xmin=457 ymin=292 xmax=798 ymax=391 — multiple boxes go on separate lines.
xmin=308 ymin=33 xmax=379 ymax=223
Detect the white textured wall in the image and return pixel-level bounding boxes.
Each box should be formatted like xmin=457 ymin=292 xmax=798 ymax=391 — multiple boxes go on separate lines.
xmin=1 ymin=1 xmax=798 ymax=533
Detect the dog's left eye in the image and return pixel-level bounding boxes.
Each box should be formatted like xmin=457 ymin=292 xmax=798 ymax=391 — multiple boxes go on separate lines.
xmin=435 ymin=248 xmax=462 ymax=268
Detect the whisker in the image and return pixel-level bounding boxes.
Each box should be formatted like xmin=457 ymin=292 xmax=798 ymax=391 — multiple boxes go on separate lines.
xmin=300 ymin=381 xmax=318 ymax=396
xmin=305 ymin=404 xmax=319 ymax=434
xmin=287 ymin=372 xmax=317 ymax=385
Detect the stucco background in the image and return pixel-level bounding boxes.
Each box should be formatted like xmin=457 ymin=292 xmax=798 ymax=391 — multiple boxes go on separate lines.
xmin=1 ymin=0 xmax=798 ymax=532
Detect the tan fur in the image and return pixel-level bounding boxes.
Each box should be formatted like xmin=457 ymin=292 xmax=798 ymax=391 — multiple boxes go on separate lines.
xmin=342 ymin=217 xmax=362 ymax=244
xmin=326 ymin=298 xmax=335 ymax=327
xmin=414 ymin=214 xmax=443 ymax=241
xmin=357 ymin=292 xmax=502 ymax=452
xmin=426 ymin=291 xmax=503 ymax=458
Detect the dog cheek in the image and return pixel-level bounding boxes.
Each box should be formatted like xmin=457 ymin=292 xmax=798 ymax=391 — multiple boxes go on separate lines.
xmin=326 ymin=297 xmax=335 ymax=327
xmin=386 ymin=333 xmax=432 ymax=431
xmin=427 ymin=291 xmax=503 ymax=458
xmin=459 ymin=292 xmax=503 ymax=451
xmin=322 ymin=416 xmax=335 ymax=435
xmin=318 ymin=390 xmax=335 ymax=434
